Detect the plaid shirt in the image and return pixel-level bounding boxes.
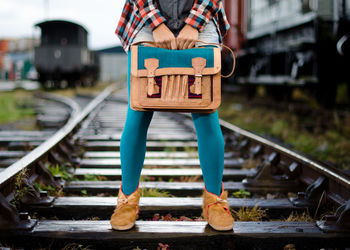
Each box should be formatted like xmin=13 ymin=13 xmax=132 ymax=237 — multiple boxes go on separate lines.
xmin=116 ymin=0 xmax=230 ymax=52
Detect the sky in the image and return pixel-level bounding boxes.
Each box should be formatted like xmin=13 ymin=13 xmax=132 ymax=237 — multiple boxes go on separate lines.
xmin=0 ymin=0 xmax=124 ymax=49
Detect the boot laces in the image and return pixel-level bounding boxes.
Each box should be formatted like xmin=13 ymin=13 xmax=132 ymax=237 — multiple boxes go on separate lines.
xmin=206 ymin=197 xmax=231 ymax=220
xmin=118 ymin=197 xmax=129 ymax=204
xmin=116 ymin=196 xmax=140 ymax=215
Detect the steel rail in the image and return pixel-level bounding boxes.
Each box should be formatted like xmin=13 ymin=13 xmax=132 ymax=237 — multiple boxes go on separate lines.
xmin=34 ymin=91 xmax=81 ymax=120
xmin=0 ymin=84 xmax=116 ymax=188
xmin=219 ymin=119 xmax=350 ymax=188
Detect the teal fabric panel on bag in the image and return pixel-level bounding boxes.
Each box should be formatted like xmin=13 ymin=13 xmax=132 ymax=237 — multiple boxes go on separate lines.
xmin=137 ymin=46 xmax=215 ymax=70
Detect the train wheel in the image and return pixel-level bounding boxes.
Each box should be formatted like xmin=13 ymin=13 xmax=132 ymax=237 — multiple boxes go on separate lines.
xmin=53 ymin=80 xmax=61 ymax=89
xmin=60 ymin=80 xmax=69 ymax=89
xmin=44 ymin=80 xmax=54 ymax=89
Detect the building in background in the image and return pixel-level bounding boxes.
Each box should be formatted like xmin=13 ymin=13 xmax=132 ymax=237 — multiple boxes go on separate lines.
xmin=96 ymin=46 xmax=127 ymax=88
xmin=0 ymin=38 xmax=39 ymax=81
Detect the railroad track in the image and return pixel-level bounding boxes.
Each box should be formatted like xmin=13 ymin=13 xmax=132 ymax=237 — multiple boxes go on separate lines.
xmin=0 ymin=85 xmax=349 ymax=249
xmin=0 ymin=92 xmax=84 ymax=168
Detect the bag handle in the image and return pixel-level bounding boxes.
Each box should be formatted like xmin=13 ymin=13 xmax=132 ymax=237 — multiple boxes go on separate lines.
xmin=197 ymin=40 xmax=236 ymax=79
xmin=132 ymin=40 xmax=236 ymax=79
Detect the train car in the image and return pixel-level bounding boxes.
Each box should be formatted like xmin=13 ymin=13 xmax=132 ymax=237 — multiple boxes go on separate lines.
xmin=34 ymin=20 xmax=99 ymax=88
xmin=224 ymin=0 xmax=350 ymax=106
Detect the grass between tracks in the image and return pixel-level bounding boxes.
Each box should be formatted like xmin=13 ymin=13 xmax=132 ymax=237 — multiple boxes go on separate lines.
xmin=0 ymin=89 xmax=36 ymax=129
xmin=0 ymin=81 xmax=123 ymax=129
xmin=218 ymin=89 xmax=350 ymax=169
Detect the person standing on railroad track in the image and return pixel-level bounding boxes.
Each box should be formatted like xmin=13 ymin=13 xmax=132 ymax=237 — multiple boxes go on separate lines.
xmin=110 ymin=0 xmax=234 ymax=231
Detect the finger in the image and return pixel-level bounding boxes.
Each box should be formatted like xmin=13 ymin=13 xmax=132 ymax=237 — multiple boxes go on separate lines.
xmin=188 ymin=40 xmax=196 ymax=49
xmin=170 ymin=39 xmax=177 ymax=50
xmin=177 ymin=38 xmax=185 ymax=50
xmin=183 ymin=39 xmax=192 ymax=49
xmin=161 ymin=39 xmax=169 ymax=49
xmin=159 ymin=41 xmax=166 ymax=49
xmin=165 ymin=40 xmax=172 ymax=50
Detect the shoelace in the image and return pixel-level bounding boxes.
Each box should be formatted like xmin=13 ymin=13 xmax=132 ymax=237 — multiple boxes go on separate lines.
xmin=116 ymin=197 xmax=140 ymax=215
xmin=206 ymin=197 xmax=232 ymax=220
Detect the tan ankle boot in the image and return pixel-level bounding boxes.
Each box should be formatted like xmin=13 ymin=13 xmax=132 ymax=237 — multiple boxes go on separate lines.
xmin=201 ymin=181 xmax=234 ymax=231
xmin=110 ymin=182 xmax=141 ymax=230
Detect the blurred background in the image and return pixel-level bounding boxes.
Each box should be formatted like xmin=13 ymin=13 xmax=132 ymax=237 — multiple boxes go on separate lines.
xmin=0 ymin=0 xmax=349 ymax=169
xmin=0 ymin=0 xmax=126 ymax=89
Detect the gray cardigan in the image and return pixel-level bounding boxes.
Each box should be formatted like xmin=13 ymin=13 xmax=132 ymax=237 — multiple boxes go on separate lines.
xmin=155 ymin=0 xmax=195 ymax=36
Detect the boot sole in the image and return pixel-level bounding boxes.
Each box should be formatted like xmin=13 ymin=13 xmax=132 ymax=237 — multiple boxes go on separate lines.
xmin=111 ymin=222 xmax=135 ymax=231
xmin=209 ymin=222 xmax=234 ymax=231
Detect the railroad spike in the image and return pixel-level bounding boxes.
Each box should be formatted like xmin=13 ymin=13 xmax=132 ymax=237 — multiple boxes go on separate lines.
xmin=242 ymin=152 xmax=300 ymax=190
xmin=18 ymin=176 xmax=54 ymax=207
xmin=317 ymin=199 xmax=350 ymax=233
xmin=57 ymin=142 xmax=72 ymax=161
xmin=242 ymin=152 xmax=278 ymax=186
xmin=64 ymin=137 xmax=80 ymax=156
xmin=249 ymin=144 xmax=263 ymax=158
xmin=223 ymin=133 xmax=239 ymax=147
xmin=290 ymin=176 xmax=328 ymax=208
xmin=281 ymin=162 xmax=302 ymax=181
xmin=56 ymin=141 xmax=80 ymax=168
xmin=237 ymin=139 xmax=250 ymax=158
xmin=48 ymin=150 xmax=65 ymax=165
xmin=0 ymin=193 xmax=37 ymax=231
xmin=37 ymin=161 xmax=62 ymax=187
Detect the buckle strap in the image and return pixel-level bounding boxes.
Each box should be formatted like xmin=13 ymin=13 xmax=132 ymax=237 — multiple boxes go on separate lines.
xmin=144 ymin=58 xmax=160 ymax=96
xmin=191 ymin=57 xmax=206 ymax=95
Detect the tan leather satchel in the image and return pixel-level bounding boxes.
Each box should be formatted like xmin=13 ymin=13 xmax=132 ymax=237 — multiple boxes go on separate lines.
xmin=130 ymin=41 xmax=235 ymax=113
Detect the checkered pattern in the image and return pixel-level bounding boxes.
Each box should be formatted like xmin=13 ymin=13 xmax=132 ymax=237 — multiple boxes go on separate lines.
xmin=116 ymin=0 xmax=230 ymax=52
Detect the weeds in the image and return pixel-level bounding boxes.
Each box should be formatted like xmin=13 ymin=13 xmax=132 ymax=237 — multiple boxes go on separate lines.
xmin=61 ymin=242 xmax=93 ymax=250
xmin=83 ymin=174 xmax=108 ymax=181
xmin=232 ymin=189 xmax=251 ymax=198
xmin=231 ymin=205 xmax=267 ymax=221
xmin=150 ymin=213 xmax=203 ymax=221
xmin=34 ymin=182 xmax=64 ymax=197
xmin=10 ymin=168 xmax=37 ymax=208
xmin=183 ymin=145 xmax=197 ymax=153
xmin=48 ymin=163 xmax=74 ymax=182
xmin=179 ymin=175 xmax=201 ymax=182
xmin=218 ymin=93 xmax=350 ymax=169
xmin=164 ymin=146 xmax=178 ymax=152
xmin=140 ymin=188 xmax=174 ymax=197
xmin=285 ymin=211 xmax=314 ymax=222
xmin=0 ymin=90 xmax=36 ymax=126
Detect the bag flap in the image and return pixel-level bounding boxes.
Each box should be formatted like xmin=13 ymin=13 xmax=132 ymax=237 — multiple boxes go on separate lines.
xmin=130 ymin=45 xmax=221 ymax=77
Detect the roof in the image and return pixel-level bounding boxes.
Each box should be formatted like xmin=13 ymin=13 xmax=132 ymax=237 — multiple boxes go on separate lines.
xmin=96 ymin=46 xmax=125 ymax=54
xmin=35 ymin=20 xmax=88 ymax=33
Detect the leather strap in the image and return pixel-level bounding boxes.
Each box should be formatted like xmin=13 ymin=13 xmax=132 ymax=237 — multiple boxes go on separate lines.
xmin=191 ymin=57 xmax=206 ymax=95
xmin=132 ymin=40 xmax=236 ymax=78
xmin=196 ymin=40 xmax=236 ymax=79
xmin=144 ymin=58 xmax=160 ymax=95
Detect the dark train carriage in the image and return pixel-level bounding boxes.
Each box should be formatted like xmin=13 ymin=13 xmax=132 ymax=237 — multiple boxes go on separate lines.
xmin=34 ymin=20 xmax=99 ymax=88
xmin=224 ymin=0 xmax=350 ymax=106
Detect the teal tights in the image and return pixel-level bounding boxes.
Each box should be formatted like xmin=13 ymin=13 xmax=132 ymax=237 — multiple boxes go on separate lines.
xmin=120 ymin=52 xmax=225 ymax=196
